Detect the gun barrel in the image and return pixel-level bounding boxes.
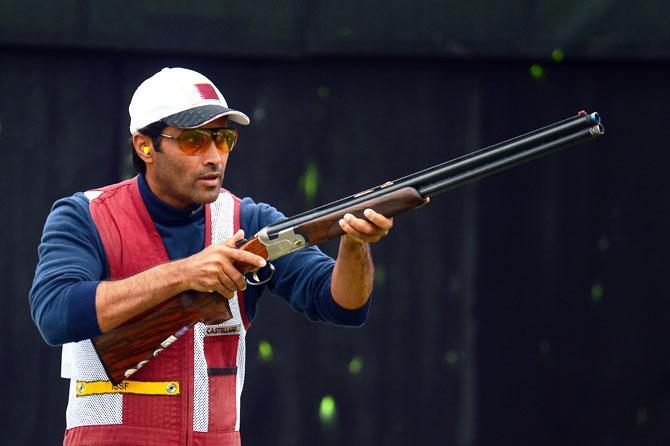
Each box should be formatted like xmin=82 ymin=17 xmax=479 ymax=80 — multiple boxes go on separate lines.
xmin=419 ymin=124 xmax=604 ymax=197
xmin=390 ymin=112 xmax=599 ymax=187
xmin=266 ymin=111 xmax=604 ymax=238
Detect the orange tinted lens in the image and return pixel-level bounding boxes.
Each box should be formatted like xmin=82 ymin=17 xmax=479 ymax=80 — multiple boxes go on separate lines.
xmin=176 ymin=130 xmax=211 ymax=155
xmin=214 ymin=128 xmax=238 ymax=153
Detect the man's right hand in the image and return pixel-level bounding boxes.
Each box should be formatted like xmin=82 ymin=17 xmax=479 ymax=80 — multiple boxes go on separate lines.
xmin=180 ymin=229 xmax=267 ymax=298
xmin=96 ymin=229 xmax=266 ymax=332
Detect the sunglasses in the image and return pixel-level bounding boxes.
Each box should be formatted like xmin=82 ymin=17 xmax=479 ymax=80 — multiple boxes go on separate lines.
xmin=160 ymin=128 xmax=238 ymax=155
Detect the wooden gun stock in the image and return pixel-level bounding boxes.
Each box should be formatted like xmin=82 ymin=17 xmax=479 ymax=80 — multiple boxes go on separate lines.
xmin=92 ymin=291 xmax=233 ymax=385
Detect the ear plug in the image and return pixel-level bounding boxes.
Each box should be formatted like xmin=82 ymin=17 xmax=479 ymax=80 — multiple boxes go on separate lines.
xmin=143 ymin=146 xmax=151 ymax=155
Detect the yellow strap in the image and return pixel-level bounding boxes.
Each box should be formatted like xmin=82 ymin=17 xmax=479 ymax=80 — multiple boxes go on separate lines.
xmin=76 ymin=380 xmax=180 ymax=397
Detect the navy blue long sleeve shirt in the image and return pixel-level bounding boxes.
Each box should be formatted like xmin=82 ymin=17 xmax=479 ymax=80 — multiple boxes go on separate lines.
xmin=30 ymin=175 xmax=371 ymax=346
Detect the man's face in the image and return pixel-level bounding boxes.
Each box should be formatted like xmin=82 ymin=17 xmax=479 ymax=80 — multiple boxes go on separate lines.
xmin=145 ymin=117 xmax=231 ymax=208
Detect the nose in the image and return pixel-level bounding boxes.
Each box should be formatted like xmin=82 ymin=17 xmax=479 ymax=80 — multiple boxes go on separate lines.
xmin=201 ymin=139 xmax=227 ymax=167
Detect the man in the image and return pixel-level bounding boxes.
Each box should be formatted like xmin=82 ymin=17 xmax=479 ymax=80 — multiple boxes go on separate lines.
xmin=30 ymin=67 xmax=393 ymax=445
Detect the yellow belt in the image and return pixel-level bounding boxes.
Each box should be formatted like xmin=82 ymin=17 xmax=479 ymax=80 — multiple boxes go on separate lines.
xmin=76 ymin=380 xmax=180 ymax=397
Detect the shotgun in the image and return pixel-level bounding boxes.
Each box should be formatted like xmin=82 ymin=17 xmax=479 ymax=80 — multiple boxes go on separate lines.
xmin=93 ymin=110 xmax=604 ymax=384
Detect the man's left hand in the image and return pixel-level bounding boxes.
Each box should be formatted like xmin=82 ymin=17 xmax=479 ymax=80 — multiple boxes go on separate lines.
xmin=338 ymin=208 xmax=393 ymax=244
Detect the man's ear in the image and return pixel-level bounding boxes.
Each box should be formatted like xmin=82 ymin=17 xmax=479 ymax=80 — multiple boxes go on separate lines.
xmin=132 ymin=133 xmax=154 ymax=165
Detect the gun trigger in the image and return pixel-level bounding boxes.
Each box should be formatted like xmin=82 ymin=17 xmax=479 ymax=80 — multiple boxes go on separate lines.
xmin=245 ymin=262 xmax=275 ymax=286
xmin=235 ymin=238 xmax=248 ymax=248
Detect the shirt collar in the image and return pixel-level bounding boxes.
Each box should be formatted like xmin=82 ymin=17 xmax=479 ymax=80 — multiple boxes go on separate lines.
xmin=138 ymin=173 xmax=204 ymax=225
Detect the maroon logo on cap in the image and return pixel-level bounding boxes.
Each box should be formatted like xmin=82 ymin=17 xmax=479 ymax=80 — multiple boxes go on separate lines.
xmin=194 ymin=83 xmax=219 ymax=100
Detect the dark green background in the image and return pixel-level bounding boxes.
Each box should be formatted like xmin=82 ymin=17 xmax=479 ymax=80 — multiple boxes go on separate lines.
xmin=2 ymin=2 xmax=668 ymax=445
xmin=2 ymin=1 xmax=668 ymax=59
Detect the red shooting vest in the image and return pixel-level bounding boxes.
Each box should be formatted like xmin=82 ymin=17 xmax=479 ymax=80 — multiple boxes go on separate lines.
xmin=63 ymin=177 xmax=249 ymax=446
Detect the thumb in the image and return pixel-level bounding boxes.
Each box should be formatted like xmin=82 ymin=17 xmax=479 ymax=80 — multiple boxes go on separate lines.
xmin=224 ymin=229 xmax=245 ymax=247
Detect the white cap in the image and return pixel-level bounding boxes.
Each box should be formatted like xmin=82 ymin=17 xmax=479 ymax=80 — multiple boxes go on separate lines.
xmin=128 ymin=67 xmax=250 ymax=134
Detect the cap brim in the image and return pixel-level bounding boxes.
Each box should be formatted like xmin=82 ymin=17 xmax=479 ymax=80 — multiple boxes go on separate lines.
xmin=163 ymin=104 xmax=250 ymax=128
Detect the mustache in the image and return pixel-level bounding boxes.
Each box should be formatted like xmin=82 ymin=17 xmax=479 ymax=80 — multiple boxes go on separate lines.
xmin=196 ymin=167 xmax=224 ymax=177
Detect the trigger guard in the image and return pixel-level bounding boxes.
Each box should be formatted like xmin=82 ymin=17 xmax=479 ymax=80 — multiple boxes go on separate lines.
xmin=246 ymin=262 xmax=275 ymax=286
